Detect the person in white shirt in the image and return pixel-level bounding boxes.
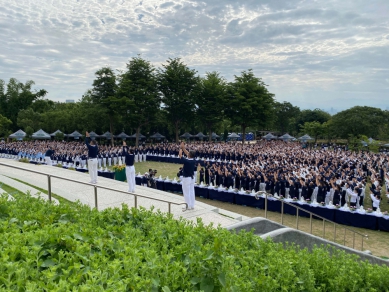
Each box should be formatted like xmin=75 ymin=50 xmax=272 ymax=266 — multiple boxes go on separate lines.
xmin=370 ymin=193 xmax=381 ymax=211
xmin=346 ymin=186 xmax=358 ymax=207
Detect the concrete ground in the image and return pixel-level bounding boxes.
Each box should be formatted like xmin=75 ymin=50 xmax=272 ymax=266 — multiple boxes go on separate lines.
xmin=0 ymin=158 xmax=248 ymax=227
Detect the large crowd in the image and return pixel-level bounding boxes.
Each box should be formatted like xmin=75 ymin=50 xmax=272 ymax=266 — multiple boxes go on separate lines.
xmin=1 ymin=140 xmax=389 ymax=209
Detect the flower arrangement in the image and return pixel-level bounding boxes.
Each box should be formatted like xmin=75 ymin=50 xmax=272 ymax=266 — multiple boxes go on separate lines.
xmin=320 ymin=202 xmax=325 ymax=206
xmin=279 ymin=195 xmax=284 ymax=200
xmin=293 ymin=197 xmax=298 ymax=201
xmin=335 ymin=204 xmax=341 ymax=209
xmin=56 ymin=163 xmax=63 ymax=168
xmin=366 ymin=208 xmax=373 ymax=213
xmin=305 ymin=199 xmax=311 ymax=204
xmin=349 ymin=206 xmax=357 ymax=212
xmin=383 ymin=211 xmax=388 ymax=216
xmin=245 ymin=190 xmax=251 ymax=194
xmin=112 ymin=164 xmax=126 ymax=171
xmin=19 ymin=158 xmax=30 ymax=163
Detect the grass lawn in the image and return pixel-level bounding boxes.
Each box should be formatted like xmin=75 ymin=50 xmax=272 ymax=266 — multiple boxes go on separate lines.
xmin=132 ymin=161 xmax=182 ymax=179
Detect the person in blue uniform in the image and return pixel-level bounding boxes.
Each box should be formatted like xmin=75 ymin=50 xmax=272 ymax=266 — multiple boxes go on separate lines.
xmin=179 ymin=141 xmax=195 ymax=210
xmin=123 ymin=141 xmax=135 ymax=193
xmin=44 ymin=146 xmax=55 ymax=166
xmin=85 ymin=131 xmax=99 ymax=184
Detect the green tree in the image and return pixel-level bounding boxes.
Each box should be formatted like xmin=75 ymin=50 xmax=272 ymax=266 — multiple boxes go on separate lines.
xmin=30 ymin=99 xmax=56 ymax=113
xmin=196 ymin=72 xmax=228 ymax=141
xmin=118 ymin=56 xmax=160 ymax=147
xmin=300 ymin=121 xmax=323 ymax=143
xmin=273 ymin=101 xmax=300 ymax=134
xmin=55 ymin=132 xmax=65 ymax=141
xmin=0 ymin=114 xmax=12 ymax=137
xmin=295 ymin=108 xmax=331 ymax=130
xmin=225 ymin=69 xmax=275 ymax=143
xmin=91 ymin=67 xmax=119 ymax=145
xmin=158 ymin=58 xmax=199 ymax=142
xmin=331 ymin=106 xmax=389 ymax=139
xmin=17 ymin=108 xmax=41 ymax=131
xmin=25 ymin=126 xmax=34 ymax=139
xmin=1 ymin=78 xmax=47 ymax=130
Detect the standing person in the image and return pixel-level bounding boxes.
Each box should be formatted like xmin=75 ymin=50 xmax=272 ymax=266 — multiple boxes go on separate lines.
xmin=179 ymin=141 xmax=195 ymax=210
xmin=123 ymin=141 xmax=135 ymax=193
xmin=44 ymin=146 xmax=55 ymax=166
xmin=370 ymin=193 xmax=381 ymax=211
xmin=85 ymin=132 xmax=98 ymax=184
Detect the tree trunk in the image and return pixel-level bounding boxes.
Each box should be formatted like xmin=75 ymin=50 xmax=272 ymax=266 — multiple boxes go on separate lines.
xmin=109 ymin=116 xmax=114 ymax=146
xmin=208 ymin=125 xmax=212 ymax=142
xmin=241 ymin=125 xmax=246 ymax=144
xmin=135 ymin=126 xmax=140 ymax=148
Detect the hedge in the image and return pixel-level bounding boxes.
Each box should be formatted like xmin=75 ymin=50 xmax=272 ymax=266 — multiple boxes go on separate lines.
xmin=0 ymin=194 xmax=388 ymax=291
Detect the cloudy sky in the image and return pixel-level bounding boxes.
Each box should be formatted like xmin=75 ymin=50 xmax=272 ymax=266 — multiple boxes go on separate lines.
xmin=0 ymin=0 xmax=388 ymax=112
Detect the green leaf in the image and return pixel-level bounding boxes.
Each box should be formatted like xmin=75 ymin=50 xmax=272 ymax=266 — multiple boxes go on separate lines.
xmin=73 ymin=233 xmax=85 ymax=241
xmin=203 ymin=251 xmax=214 ymax=261
xmin=161 ymin=286 xmax=171 ymax=292
xmin=9 ymin=218 xmax=18 ymax=224
xmin=200 ymin=277 xmax=214 ymax=292
xmin=218 ymin=273 xmax=226 ymax=287
xmin=41 ymin=259 xmax=56 ymax=268
xmin=151 ymin=278 xmax=160 ymax=287
xmin=190 ymin=277 xmax=201 ymax=285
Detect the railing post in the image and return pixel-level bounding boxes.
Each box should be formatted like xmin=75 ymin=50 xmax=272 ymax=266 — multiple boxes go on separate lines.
xmin=281 ymin=201 xmax=284 ymax=225
xmin=134 ymin=195 xmax=138 ymax=209
xmin=265 ymin=193 xmax=268 ymax=218
xmin=310 ymin=213 xmax=312 ymax=234
xmin=296 ymin=209 xmax=299 ymax=229
xmin=94 ymin=186 xmax=98 ymax=210
xmin=47 ymin=175 xmax=52 ymax=202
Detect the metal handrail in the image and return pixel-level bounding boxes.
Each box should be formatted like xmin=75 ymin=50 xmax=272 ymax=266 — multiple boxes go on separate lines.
xmin=255 ymin=191 xmax=369 ymax=250
xmin=0 ymin=162 xmax=187 ymax=213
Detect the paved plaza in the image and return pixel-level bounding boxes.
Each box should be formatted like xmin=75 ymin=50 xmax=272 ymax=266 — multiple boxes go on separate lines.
xmin=0 ymin=158 xmax=249 ymax=227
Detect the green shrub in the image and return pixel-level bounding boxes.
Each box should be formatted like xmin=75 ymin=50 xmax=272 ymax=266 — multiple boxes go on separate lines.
xmin=0 ymin=194 xmax=388 ymax=291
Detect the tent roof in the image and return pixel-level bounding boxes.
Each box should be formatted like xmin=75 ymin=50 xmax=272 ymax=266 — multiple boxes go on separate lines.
xmin=298 ymin=134 xmax=314 ymax=141
xmin=67 ymin=131 xmax=83 ymax=138
xmin=194 ymin=132 xmax=207 ymax=138
xmin=88 ymin=131 xmax=100 ymax=138
xmin=228 ymin=132 xmax=240 ymax=138
xmin=180 ymin=132 xmax=193 ymax=138
xmin=100 ymin=131 xmax=113 ymax=138
xmin=32 ymin=129 xmax=51 ymax=139
xmin=263 ymin=133 xmax=276 ymax=139
xmin=150 ymin=132 xmax=165 ymax=139
xmin=211 ymin=132 xmax=220 ymax=138
xmin=116 ymin=132 xmax=131 ymax=138
xmin=50 ymin=129 xmax=64 ymax=137
xmin=9 ymin=129 xmax=26 ymax=139
xmin=279 ymin=133 xmax=294 ymax=139
xmin=128 ymin=133 xmax=146 ymax=139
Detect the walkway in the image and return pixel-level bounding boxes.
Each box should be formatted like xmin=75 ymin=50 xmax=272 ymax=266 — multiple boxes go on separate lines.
xmin=0 ymin=158 xmax=248 ymax=227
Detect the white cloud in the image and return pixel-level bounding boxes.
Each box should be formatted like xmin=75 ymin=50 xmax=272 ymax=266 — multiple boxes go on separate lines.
xmin=0 ymin=0 xmax=388 ymax=110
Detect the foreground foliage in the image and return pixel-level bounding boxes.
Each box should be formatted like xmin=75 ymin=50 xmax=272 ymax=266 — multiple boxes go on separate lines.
xmin=0 ymin=195 xmax=389 ymax=291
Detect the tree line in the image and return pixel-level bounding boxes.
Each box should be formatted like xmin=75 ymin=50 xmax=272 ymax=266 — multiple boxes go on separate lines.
xmin=0 ymin=56 xmax=388 ymax=146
